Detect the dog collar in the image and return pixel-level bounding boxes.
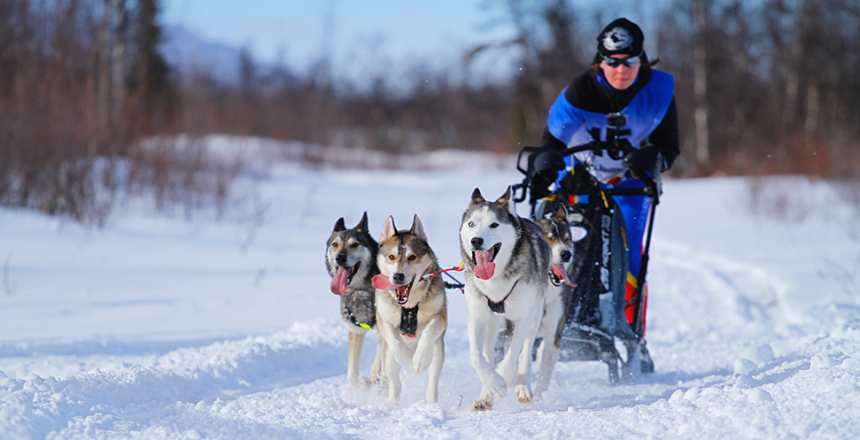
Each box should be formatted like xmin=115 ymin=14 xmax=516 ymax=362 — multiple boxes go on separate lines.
xmin=346 ymin=304 xmax=375 ymax=330
xmin=401 ymin=303 xmax=419 ymax=337
xmin=486 ymin=280 xmax=518 ymax=314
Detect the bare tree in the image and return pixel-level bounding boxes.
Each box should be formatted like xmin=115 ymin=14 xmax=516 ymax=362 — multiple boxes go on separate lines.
xmin=693 ymin=0 xmax=710 ymax=166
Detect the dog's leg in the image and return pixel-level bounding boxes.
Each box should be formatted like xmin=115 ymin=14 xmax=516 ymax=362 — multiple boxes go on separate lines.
xmin=414 ymin=314 xmax=446 ymax=374
xmin=382 ymin=337 xmax=402 ymax=405
xmin=482 ymin=316 xmax=500 ymax=366
xmin=496 ymin=300 xmax=541 ymax=404
xmin=426 ymin=336 xmax=445 ymax=403
xmin=376 ymin=320 xmax=404 ymax=404
xmin=534 ymin=304 xmax=564 ymax=397
xmin=468 ymin=313 xmax=506 ymax=411
xmin=513 ymin=301 xmax=544 ymax=404
xmin=370 ymin=329 xmax=387 ymax=385
xmin=496 ymin=319 xmax=525 ymax=386
xmin=347 ymin=331 xmax=369 ymax=389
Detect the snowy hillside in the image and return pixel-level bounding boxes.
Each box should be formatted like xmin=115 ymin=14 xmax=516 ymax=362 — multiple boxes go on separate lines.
xmin=2 ymin=140 xmax=860 ymax=439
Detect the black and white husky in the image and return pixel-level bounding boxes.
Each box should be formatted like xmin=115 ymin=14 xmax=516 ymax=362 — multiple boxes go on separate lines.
xmin=459 ymin=187 xmax=551 ymax=410
xmin=325 ymin=212 xmax=385 ymax=389
xmin=372 ymin=215 xmax=447 ymax=405
xmin=533 ymin=204 xmax=577 ymax=396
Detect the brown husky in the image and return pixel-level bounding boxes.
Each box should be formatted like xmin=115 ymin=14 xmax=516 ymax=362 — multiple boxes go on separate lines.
xmin=372 ymin=215 xmax=447 ymax=404
xmin=325 ymin=212 xmax=386 ymax=389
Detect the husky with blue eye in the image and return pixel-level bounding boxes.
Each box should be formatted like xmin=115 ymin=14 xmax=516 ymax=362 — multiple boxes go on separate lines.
xmin=326 ymin=212 xmax=386 ymax=389
xmin=459 ymin=186 xmax=551 ymax=411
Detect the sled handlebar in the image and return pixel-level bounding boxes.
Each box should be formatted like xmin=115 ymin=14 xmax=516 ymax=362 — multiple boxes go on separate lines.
xmin=514 ymin=141 xmax=635 ymax=176
xmin=512 ymin=140 xmax=660 ymax=205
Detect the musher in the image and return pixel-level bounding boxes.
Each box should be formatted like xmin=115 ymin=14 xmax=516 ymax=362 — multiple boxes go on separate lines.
xmin=530 ymin=17 xmax=680 ymax=372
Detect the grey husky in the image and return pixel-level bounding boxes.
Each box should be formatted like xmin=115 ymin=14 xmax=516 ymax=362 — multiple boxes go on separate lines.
xmin=459 ymin=187 xmax=551 ymax=411
xmin=372 ymin=215 xmax=447 ymax=405
xmin=532 ymin=203 xmax=577 ymax=396
xmin=325 ymin=212 xmax=385 ymax=389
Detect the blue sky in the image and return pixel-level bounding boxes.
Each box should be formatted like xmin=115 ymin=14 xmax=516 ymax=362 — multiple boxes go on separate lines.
xmin=161 ymin=0 xmax=513 ymax=77
xmin=160 ymin=0 xmax=659 ymax=83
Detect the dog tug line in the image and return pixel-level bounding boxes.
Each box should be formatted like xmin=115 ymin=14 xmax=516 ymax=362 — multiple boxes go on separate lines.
xmin=375 ymin=257 xmax=575 ymax=316
xmin=394 ymin=260 xmax=574 ymax=297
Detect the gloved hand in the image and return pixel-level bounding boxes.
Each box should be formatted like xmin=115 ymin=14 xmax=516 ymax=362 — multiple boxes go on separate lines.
xmin=623 ymin=146 xmax=665 ymax=176
xmin=529 ymin=147 xmax=565 ymax=199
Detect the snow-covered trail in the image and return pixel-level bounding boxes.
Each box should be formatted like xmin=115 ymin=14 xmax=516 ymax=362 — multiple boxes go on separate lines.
xmin=2 ymin=151 xmax=860 ymax=439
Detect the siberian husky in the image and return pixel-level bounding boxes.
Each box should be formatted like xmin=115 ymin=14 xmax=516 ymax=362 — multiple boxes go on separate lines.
xmin=459 ymin=187 xmax=550 ymax=410
xmin=325 ymin=212 xmax=386 ymax=389
xmin=532 ymin=203 xmax=577 ymax=396
xmin=372 ymin=215 xmax=447 ymax=404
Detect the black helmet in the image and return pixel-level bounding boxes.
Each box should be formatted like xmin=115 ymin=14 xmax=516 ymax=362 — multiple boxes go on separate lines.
xmin=597 ymin=18 xmax=644 ymax=58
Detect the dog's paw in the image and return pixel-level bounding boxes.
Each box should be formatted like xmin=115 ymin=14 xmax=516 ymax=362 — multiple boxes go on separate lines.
xmin=347 ymin=373 xmax=363 ymax=389
xmin=372 ymin=371 xmax=388 ymax=386
xmin=472 ymin=399 xmax=493 ymax=411
xmin=485 ymin=371 xmax=507 ymax=399
xmin=532 ymin=382 xmax=547 ymax=398
xmin=412 ymin=345 xmax=433 ymax=374
xmin=376 ymin=379 xmax=389 ymax=397
xmin=357 ymin=376 xmax=373 ymax=390
xmin=514 ymin=384 xmax=533 ymax=404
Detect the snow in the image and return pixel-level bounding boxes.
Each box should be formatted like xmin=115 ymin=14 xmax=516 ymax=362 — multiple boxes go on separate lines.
xmin=2 ymin=139 xmax=860 ymax=439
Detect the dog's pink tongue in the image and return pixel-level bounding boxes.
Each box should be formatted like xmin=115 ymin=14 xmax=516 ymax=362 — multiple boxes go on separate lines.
xmin=330 ymin=267 xmax=350 ymax=295
xmin=372 ymin=274 xmax=397 ymax=290
xmin=474 ymin=250 xmax=496 ymax=280
xmin=551 ymin=264 xmax=577 ymax=287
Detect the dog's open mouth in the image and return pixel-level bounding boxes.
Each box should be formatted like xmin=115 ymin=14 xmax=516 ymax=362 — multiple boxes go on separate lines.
xmin=549 ymin=263 xmax=577 ymax=287
xmin=394 ymin=280 xmax=414 ymax=305
xmin=472 ymin=243 xmax=501 ymax=280
xmin=371 ymin=274 xmax=415 ymax=305
xmin=330 ymin=262 xmax=360 ymax=296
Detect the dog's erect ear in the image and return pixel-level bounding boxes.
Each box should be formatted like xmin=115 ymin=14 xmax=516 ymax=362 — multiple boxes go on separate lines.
xmin=380 ymin=215 xmax=397 ymax=242
xmin=333 ymin=217 xmax=346 ymax=232
xmin=471 ymin=188 xmax=485 ymax=204
xmin=410 ymin=214 xmax=427 ymax=241
xmin=496 ymin=186 xmax=515 ymax=214
xmin=554 ymin=203 xmax=568 ymax=223
xmin=355 ymin=211 xmax=369 ymax=232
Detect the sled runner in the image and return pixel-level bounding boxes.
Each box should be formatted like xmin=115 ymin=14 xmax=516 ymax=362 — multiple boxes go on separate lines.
xmin=511 ymin=128 xmax=661 ymax=385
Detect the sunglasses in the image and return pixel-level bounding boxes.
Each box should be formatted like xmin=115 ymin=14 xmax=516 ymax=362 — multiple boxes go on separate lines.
xmin=602 ymin=55 xmax=641 ymax=68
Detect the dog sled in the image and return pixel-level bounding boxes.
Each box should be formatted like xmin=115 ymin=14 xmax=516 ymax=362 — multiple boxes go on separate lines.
xmin=510 ymin=127 xmax=661 ymax=385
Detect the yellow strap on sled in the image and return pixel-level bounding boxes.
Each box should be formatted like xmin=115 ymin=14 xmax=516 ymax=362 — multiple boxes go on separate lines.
xmin=600 ymin=190 xmax=610 ymax=209
xmin=627 ymin=272 xmax=638 ymax=289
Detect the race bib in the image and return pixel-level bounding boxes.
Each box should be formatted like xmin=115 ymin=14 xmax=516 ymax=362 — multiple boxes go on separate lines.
xmin=570 ymin=225 xmax=588 ymax=242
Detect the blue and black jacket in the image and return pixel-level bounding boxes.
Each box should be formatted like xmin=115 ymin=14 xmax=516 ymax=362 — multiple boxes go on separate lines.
xmin=539 ymin=66 xmax=679 ymax=181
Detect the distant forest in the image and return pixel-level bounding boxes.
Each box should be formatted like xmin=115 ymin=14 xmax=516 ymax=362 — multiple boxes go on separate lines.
xmin=1 ymin=0 xmax=859 ymax=221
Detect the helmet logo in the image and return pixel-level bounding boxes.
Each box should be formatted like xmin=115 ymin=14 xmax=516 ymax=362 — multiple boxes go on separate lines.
xmin=602 ymin=27 xmax=632 ymax=51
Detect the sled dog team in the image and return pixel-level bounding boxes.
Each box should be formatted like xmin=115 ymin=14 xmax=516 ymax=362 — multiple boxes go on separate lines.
xmin=325 ymin=186 xmax=577 ymax=410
